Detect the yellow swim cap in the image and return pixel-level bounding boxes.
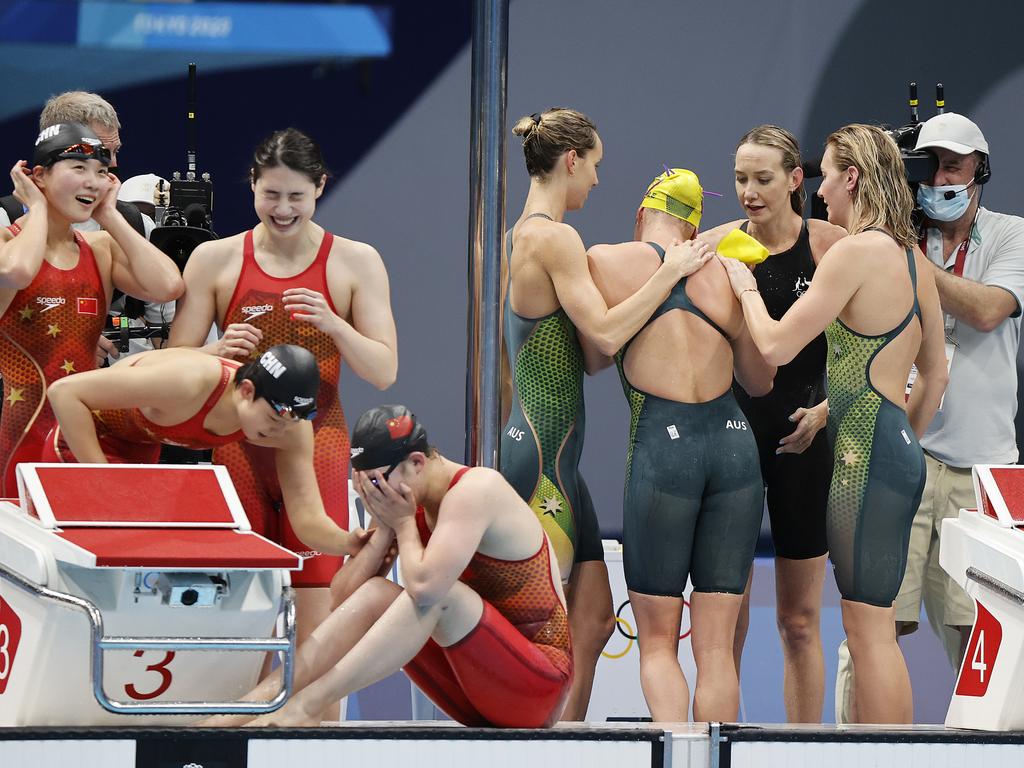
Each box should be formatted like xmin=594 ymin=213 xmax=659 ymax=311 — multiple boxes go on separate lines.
xmin=717 ymin=228 xmax=770 ymax=265
xmin=640 ymin=168 xmax=703 ymax=228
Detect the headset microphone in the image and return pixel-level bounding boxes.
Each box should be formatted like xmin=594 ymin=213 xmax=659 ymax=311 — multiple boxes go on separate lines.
xmin=943 ymin=179 xmax=976 ymax=200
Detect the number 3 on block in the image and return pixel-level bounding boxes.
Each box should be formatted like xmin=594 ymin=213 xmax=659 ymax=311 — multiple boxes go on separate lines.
xmin=955 ymin=601 xmax=1002 ymax=697
xmin=0 ymin=596 xmax=23 ymax=694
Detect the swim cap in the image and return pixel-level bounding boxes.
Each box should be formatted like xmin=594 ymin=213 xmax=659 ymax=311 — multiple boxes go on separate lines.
xmin=717 ymin=228 xmax=770 ymax=265
xmin=32 ymin=123 xmax=111 ymax=168
xmin=350 ymin=405 xmax=429 ymax=472
xmin=241 ymin=344 xmax=320 ymax=420
xmin=640 ymin=168 xmax=703 ymax=228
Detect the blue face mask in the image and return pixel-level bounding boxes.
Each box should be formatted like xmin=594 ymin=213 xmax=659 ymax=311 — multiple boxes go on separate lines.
xmin=917 ymin=182 xmax=973 ymax=222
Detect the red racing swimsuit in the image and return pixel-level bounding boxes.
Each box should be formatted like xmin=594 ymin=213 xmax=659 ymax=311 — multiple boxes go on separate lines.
xmin=43 ymin=357 xmax=243 ymax=463
xmin=215 ymin=229 xmax=348 ymax=587
xmin=402 ymin=467 xmax=573 ymax=728
xmin=0 ymin=224 xmax=106 ymax=495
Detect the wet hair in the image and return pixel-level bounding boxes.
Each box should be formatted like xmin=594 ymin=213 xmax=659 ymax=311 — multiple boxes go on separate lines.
xmin=825 ymin=124 xmax=916 ymax=249
xmin=737 ymin=124 xmax=805 ymax=215
xmin=512 ymin=108 xmax=597 ymax=177
xmin=250 ymin=128 xmax=331 ymax=186
xmin=40 ymin=91 xmax=120 ymax=132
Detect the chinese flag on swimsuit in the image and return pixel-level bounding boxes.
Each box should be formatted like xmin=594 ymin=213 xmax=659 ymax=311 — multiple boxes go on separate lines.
xmin=77 ymin=297 xmax=98 ymax=315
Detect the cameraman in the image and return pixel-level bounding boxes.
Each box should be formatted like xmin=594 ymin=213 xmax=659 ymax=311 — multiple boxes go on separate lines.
xmin=836 ymin=112 xmax=1024 ymax=721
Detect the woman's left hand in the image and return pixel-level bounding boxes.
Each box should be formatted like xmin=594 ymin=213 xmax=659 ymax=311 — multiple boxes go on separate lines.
xmin=718 ymin=254 xmax=758 ymax=298
xmin=354 ymin=470 xmax=417 ymax=529
xmin=283 ymin=287 xmax=341 ymax=334
xmin=777 ymin=400 xmax=829 ymax=454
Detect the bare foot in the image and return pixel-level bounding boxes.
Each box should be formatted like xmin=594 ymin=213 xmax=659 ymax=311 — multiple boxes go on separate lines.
xmin=245 ymin=703 xmax=320 ymax=728
xmin=199 ymin=713 xmax=255 ymax=728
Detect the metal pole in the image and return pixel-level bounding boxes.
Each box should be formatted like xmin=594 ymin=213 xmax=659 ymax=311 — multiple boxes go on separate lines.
xmin=465 ymin=0 xmax=509 ymax=468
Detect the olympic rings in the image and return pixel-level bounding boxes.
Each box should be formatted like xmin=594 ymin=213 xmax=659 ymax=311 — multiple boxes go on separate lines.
xmin=601 ymin=615 xmax=634 ymax=659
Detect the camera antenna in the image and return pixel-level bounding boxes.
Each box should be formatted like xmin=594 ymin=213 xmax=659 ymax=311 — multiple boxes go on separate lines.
xmin=187 ymin=62 xmax=198 ymax=180
xmin=935 ymin=83 xmax=945 ymax=115
xmin=908 ymin=82 xmax=919 ymax=124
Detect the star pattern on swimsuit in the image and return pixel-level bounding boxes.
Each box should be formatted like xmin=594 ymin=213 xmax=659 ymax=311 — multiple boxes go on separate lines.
xmin=6 ymin=388 xmax=24 ymax=406
xmin=60 ymin=359 xmax=75 ymax=375
xmin=539 ymin=496 xmax=563 ymax=516
xmin=18 ymin=306 xmax=33 ymax=321
xmin=842 ymin=450 xmax=858 ymax=466
xmin=46 ymin=323 xmax=60 ymax=337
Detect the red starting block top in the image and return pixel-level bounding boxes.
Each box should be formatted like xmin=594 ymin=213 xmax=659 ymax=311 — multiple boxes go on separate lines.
xmin=974 ymin=465 xmax=1024 ymax=527
xmin=16 ymin=463 xmax=247 ymax=529
xmin=56 ymin=528 xmax=302 ymax=569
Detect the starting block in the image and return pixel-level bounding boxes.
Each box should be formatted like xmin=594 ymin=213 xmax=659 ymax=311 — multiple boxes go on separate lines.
xmin=940 ymin=464 xmax=1024 ymax=730
xmin=0 ymin=463 xmax=301 ymax=725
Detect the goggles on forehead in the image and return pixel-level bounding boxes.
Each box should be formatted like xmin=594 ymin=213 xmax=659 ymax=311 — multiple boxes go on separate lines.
xmin=50 ymin=142 xmax=112 ymax=167
xmin=267 ymin=397 xmax=317 ymax=422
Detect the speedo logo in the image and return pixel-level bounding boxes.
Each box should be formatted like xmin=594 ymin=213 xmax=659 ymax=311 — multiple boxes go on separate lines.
xmin=242 ymin=303 xmax=274 ymax=321
xmin=293 ymin=395 xmax=315 ymax=407
xmin=36 ymin=296 xmax=66 ymax=312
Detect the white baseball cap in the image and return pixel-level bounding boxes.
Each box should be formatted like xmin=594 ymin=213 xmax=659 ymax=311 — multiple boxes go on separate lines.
xmin=914 ymin=112 xmax=989 ymax=156
xmin=117 ymin=173 xmax=168 ymax=205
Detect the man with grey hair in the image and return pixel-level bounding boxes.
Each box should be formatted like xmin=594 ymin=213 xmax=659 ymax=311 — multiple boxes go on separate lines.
xmin=39 ymin=90 xmax=122 ymax=168
xmin=836 ymin=112 xmax=1024 ymax=722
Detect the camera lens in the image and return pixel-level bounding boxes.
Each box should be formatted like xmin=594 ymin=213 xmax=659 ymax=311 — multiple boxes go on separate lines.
xmin=181 ymin=589 xmax=199 ymax=606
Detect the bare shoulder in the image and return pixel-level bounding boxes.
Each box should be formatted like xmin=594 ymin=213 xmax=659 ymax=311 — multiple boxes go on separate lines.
xmin=807 ymin=219 xmax=848 ymax=261
xmin=81 ymin=228 xmax=113 ymax=250
xmin=698 ymin=219 xmax=747 ymax=250
xmin=443 ymin=466 xmax=515 ymax=507
xmin=185 ymin=232 xmax=245 ymax=274
xmin=518 ymin=218 xmax=584 ymax=263
xmin=587 ymin=240 xmax=646 ymax=268
xmin=689 ymin=249 xmax=731 ymax=292
xmin=328 ymin=234 xmax=385 ymax=275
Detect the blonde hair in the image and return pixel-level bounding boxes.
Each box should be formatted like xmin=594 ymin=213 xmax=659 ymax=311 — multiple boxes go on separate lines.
xmin=825 ymin=124 xmax=916 ymax=249
xmin=737 ymin=124 xmax=805 ymax=215
xmin=40 ymin=91 xmax=120 ymax=132
xmin=512 ymin=107 xmax=597 ymax=178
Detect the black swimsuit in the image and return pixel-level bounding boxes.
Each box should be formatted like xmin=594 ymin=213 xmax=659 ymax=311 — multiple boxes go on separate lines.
xmin=733 ymin=222 xmax=833 ymax=559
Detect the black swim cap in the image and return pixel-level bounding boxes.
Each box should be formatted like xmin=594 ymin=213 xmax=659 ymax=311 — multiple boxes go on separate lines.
xmin=350 ymin=405 xmax=429 ymax=471
xmin=32 ymin=123 xmax=111 ymax=168
xmin=238 ymin=344 xmax=320 ymax=420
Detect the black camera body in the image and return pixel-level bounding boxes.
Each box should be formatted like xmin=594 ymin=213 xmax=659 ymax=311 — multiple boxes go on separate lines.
xmin=150 ymin=171 xmax=217 ymax=272
xmin=885 ymin=122 xmax=939 ymax=186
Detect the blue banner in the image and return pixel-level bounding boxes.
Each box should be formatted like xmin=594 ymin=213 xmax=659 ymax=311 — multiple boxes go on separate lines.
xmin=0 ymin=1 xmax=392 ymax=57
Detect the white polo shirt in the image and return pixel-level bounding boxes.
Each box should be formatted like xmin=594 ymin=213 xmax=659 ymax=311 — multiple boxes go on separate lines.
xmin=921 ymin=206 xmax=1024 ymax=467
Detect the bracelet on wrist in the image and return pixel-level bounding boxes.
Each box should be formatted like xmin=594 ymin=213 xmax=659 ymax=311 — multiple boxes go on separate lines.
xmin=740 ymin=287 xmax=759 ymax=298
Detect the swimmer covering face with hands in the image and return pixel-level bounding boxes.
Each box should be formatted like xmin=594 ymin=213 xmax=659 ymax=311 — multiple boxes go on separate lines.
xmin=204 ymin=405 xmax=572 ymax=728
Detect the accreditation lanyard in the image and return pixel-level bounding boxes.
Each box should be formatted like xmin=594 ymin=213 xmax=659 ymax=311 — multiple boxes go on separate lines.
xmin=921 ymin=229 xmax=970 ymax=337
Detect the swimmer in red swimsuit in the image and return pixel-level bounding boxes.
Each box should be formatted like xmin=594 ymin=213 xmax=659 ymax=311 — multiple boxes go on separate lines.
xmin=168 ymin=132 xmax=397 ymax=704
xmin=0 ymin=122 xmax=182 ymax=494
xmin=45 ymin=344 xmax=366 ymax=559
xmin=204 ymin=404 xmax=572 ymax=728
